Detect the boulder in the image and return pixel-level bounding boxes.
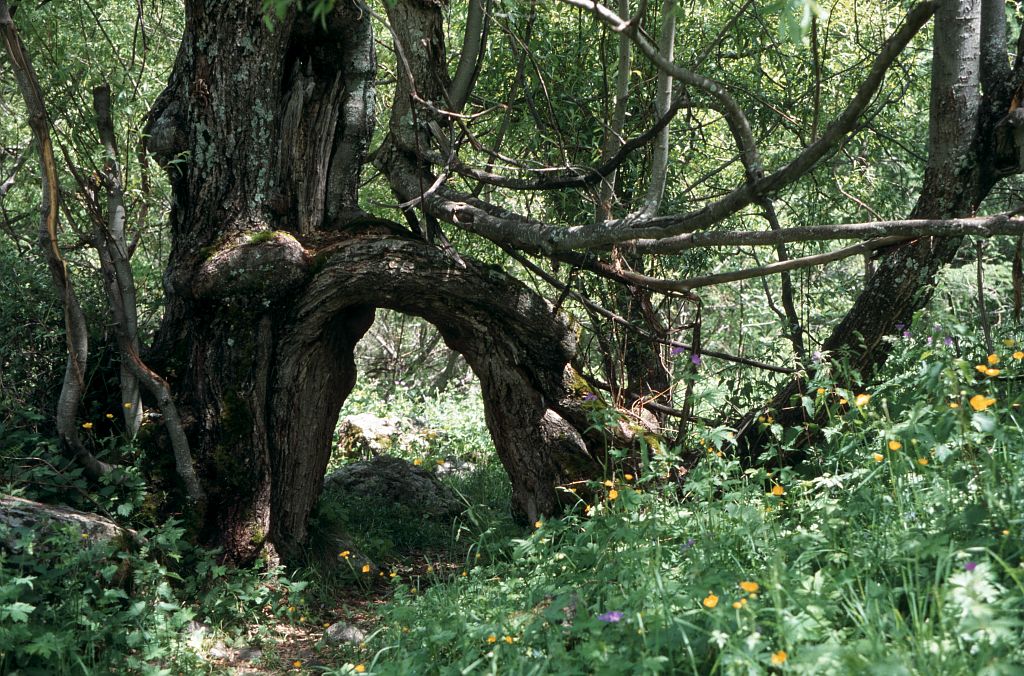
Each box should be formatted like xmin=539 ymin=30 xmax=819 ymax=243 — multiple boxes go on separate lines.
xmin=0 ymin=494 xmax=138 ymax=552
xmin=324 ymin=622 xmax=367 ymax=645
xmin=323 ymin=456 xmax=463 ymax=519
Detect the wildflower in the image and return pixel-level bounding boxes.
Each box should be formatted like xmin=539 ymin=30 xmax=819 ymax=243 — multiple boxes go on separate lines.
xmin=969 ymin=394 xmax=996 ymax=411
xmin=389 ymin=571 xmax=396 ymax=578
xmin=293 ymin=660 xmax=302 ymax=669
xmin=105 ymin=413 xmax=113 ymax=419
xmin=1014 ymin=351 xmax=1024 ymax=360
xmin=771 ymin=650 xmax=788 ymax=665
xmin=670 ymin=345 xmax=685 ymax=356
xmin=81 ymin=532 xmax=89 ymax=539
xmin=902 ymin=330 xmax=911 ymax=338
xmin=703 ymin=593 xmax=719 ymax=608
xmin=487 ymin=634 xmax=497 ymax=644
xmin=988 ymin=354 xmax=1000 ymax=365
xmin=872 ymin=452 xmax=884 ymax=462
xmin=339 ymin=550 xmax=350 ymax=558
xmin=964 ymin=561 xmax=978 ymax=572
xmin=949 ymin=402 xmax=959 ymax=409
xmin=895 ymin=323 xmax=905 ymax=331
xmin=461 ymin=571 xmax=467 ymax=577
xmin=811 ymin=350 xmax=823 ymax=363
xmin=917 ymin=457 xmax=929 ymax=466
xmin=1003 ymin=338 xmax=1016 ymax=347
xmin=608 ymin=489 xmax=619 ymax=500
xmin=732 ymin=599 xmax=748 ymax=609
xmin=81 ymin=422 xmax=93 ymax=429
xmin=975 ymin=364 xmax=988 ymax=373
xmin=603 ymin=479 xmax=614 ymax=487
xmin=985 ymin=368 xmax=1001 ymax=377
xmin=624 ymin=473 xmax=634 ymax=481
xmin=680 ymin=538 xmax=696 ymax=552
xmin=361 ymin=564 xmax=370 ymax=573
xmin=739 ymin=581 xmax=759 ymax=593
xmin=299 ymin=616 xmax=305 ymax=622
xmin=354 ymin=666 xmax=366 ymax=674
xmin=597 ymin=611 xmax=624 ymax=622
xmin=583 ymin=392 xmax=598 ymax=401
xmin=123 ymin=402 xmax=132 ymax=409
xmin=816 ymin=387 xmax=825 ymax=395
xmin=503 ymin=635 xmax=514 ymax=644
xmin=1002 ymin=529 xmax=1010 ymax=536
xmin=412 ymin=458 xmax=422 ymax=466
xmin=534 ymin=520 xmax=543 ymax=529
xmin=944 ymin=337 xmax=954 ymax=347
xmin=839 ymin=397 xmax=848 ymax=405
xmin=691 ymin=353 xmax=702 ymax=366
xmin=771 ymin=484 xmax=785 ymax=496
xmin=888 ymin=440 xmax=902 ymax=451
xmin=288 ymin=606 xmax=296 ymax=613
xmin=323 ymin=623 xmax=330 ymax=628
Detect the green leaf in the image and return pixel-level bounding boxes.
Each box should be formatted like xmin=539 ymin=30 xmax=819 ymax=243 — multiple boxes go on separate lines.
xmin=2 ymin=601 xmax=36 ymax=623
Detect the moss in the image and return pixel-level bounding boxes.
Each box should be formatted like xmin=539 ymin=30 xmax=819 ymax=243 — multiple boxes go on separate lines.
xmin=209 ymin=391 xmax=257 ymax=492
xmin=248 ymin=230 xmax=276 ymax=245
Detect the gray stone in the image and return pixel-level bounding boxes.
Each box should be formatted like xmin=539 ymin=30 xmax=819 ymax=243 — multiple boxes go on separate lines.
xmin=324 ymin=622 xmax=367 ymax=645
xmin=0 ymin=494 xmax=139 ymax=552
xmin=323 ymin=456 xmax=463 ymax=519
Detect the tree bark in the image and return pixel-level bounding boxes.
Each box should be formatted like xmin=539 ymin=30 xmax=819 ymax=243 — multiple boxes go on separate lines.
xmin=143 ymin=1 xmax=603 ymax=563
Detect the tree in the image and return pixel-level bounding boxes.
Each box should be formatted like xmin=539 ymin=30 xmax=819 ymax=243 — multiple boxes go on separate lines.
xmin=5 ymin=0 xmax=1024 ymax=564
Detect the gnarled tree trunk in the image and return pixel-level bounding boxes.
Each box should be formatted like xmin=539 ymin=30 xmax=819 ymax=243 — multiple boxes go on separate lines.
xmin=144 ymin=1 xmax=602 ymax=563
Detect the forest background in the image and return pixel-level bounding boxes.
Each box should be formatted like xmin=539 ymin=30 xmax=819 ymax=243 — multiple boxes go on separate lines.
xmin=2 ymin=0 xmax=1024 ymax=673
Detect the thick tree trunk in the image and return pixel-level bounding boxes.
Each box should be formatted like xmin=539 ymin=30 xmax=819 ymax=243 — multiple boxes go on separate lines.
xmin=144 ymin=1 xmax=602 ymax=563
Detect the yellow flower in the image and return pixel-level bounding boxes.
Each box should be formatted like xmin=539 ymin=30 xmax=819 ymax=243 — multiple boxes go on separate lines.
xmin=603 ymin=479 xmax=614 ymax=487
xmin=1002 ymin=529 xmax=1010 ymax=536
xmin=437 ymin=459 xmax=444 ymax=465
xmin=412 ymin=458 xmax=422 ymax=466
xmin=732 ymin=600 xmax=743 ymax=609
xmin=758 ymin=415 xmax=766 ymax=423
xmin=703 ymin=593 xmax=719 ymax=608
xmin=105 ymin=413 xmax=114 ymax=419
xmin=988 ymin=353 xmax=1000 ymax=365
xmin=985 ymin=368 xmax=1001 ymax=377
xmin=887 ymin=440 xmax=902 ymax=451
xmin=771 ymin=650 xmax=788 ymax=665
xmin=389 ymin=572 xmax=397 ymax=578
xmin=534 ymin=520 xmax=543 ymax=529
xmin=771 ymin=484 xmax=785 ymax=496
xmin=339 ymin=550 xmax=350 ymax=558
xmin=461 ymin=571 xmax=467 ymax=577
xmin=293 ymin=660 xmax=302 ymax=669
xmin=975 ymin=364 xmax=988 ymax=373
xmin=917 ymin=458 xmax=929 ymax=466
xmin=1002 ymin=338 xmax=1016 ymax=347
xmin=354 ymin=666 xmax=366 ymax=674
xmin=1013 ymin=351 xmax=1024 ymax=360
xmin=486 ymin=634 xmax=497 ymax=644
xmin=123 ymin=402 xmax=132 ymax=409
xmin=949 ymin=402 xmax=960 ymax=409
xmin=969 ymin=394 xmax=996 ymax=411
xmin=816 ymin=387 xmax=826 ymax=395
xmin=81 ymin=422 xmax=93 ymax=429
xmin=608 ymin=489 xmax=619 ymax=500
xmin=739 ymin=581 xmax=759 ymax=593
xmin=872 ymin=453 xmax=884 ymax=462
xmin=298 ymin=616 xmax=305 ymax=622
xmin=855 ymin=393 xmax=871 ymax=407
xmin=503 ymin=635 xmax=514 ymax=644
xmin=624 ymin=473 xmax=634 ymax=481
xmin=361 ymin=564 xmax=370 ymax=573
xmin=288 ymin=606 xmax=296 ymax=613
xmin=838 ymin=397 xmax=848 ymax=405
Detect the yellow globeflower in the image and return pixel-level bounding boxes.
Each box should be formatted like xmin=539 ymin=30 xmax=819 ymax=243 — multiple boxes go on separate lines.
xmin=703 ymin=593 xmax=719 ymax=608
xmin=739 ymin=581 xmax=759 ymax=593
xmin=855 ymin=393 xmax=871 ymax=407
xmin=985 ymin=368 xmax=1001 ymax=377
xmin=503 ymin=635 xmax=514 ymax=644
xmin=872 ymin=453 xmax=884 ymax=462
xmin=486 ymin=634 xmax=497 ymax=644
xmin=624 ymin=473 xmax=634 ymax=481
xmin=917 ymin=458 xmax=929 ymax=466
xmin=1002 ymin=338 xmax=1016 ymax=347
xmin=105 ymin=413 xmax=114 ymax=419
xmin=975 ymin=364 xmax=988 ymax=373
xmin=1013 ymin=351 xmax=1024 ymax=360
xmin=339 ymin=550 xmax=350 ymax=558
xmin=838 ymin=397 xmax=848 ymax=405
xmin=608 ymin=489 xmax=619 ymax=500
xmin=81 ymin=422 xmax=93 ymax=430
xmin=123 ymin=402 xmax=133 ymax=409
xmin=771 ymin=650 xmax=788 ymax=665
xmin=969 ymin=394 xmax=996 ymax=411
xmin=292 ymin=660 xmax=302 ymax=669
xmin=361 ymin=564 xmax=370 ymax=574
xmin=771 ymin=484 xmax=785 ymax=496
xmin=354 ymin=666 xmax=366 ymax=674
xmin=949 ymin=402 xmax=960 ymax=409
xmin=988 ymin=354 xmax=1001 ymax=365
xmin=412 ymin=458 xmax=422 ymax=466
xmin=534 ymin=520 xmax=543 ymax=529
xmin=887 ymin=440 xmax=902 ymax=451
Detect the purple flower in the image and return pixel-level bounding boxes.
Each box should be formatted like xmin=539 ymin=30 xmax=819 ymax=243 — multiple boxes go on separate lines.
xmin=670 ymin=345 xmax=685 ymax=356
xmin=926 ymin=337 xmax=933 ymax=346
xmin=902 ymin=330 xmax=911 ymax=338
xmin=680 ymin=538 xmax=696 ymax=552
xmin=934 ymin=323 xmax=942 ymax=331
xmin=597 ymin=611 xmax=624 ymax=623
xmin=583 ymin=392 xmax=597 ymax=402
xmin=691 ymin=354 xmax=702 ymax=366
xmin=895 ymin=323 xmax=905 ymax=331
xmin=944 ymin=337 xmax=954 ymax=347
xmin=964 ymin=561 xmax=978 ymax=573
xmin=811 ymin=350 xmax=823 ymax=364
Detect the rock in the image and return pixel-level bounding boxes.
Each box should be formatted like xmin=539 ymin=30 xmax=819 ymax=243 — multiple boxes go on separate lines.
xmin=208 ymin=642 xmax=232 ymax=659
xmin=323 ymin=456 xmax=463 ymax=520
xmin=336 ymin=414 xmax=401 ymax=459
xmin=324 ymin=622 xmax=366 ymax=645
xmin=236 ymin=646 xmax=262 ymax=662
xmin=184 ymin=620 xmax=210 ymax=651
xmin=435 ymin=457 xmax=476 ymax=478
xmin=0 ymin=494 xmax=139 ymax=552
